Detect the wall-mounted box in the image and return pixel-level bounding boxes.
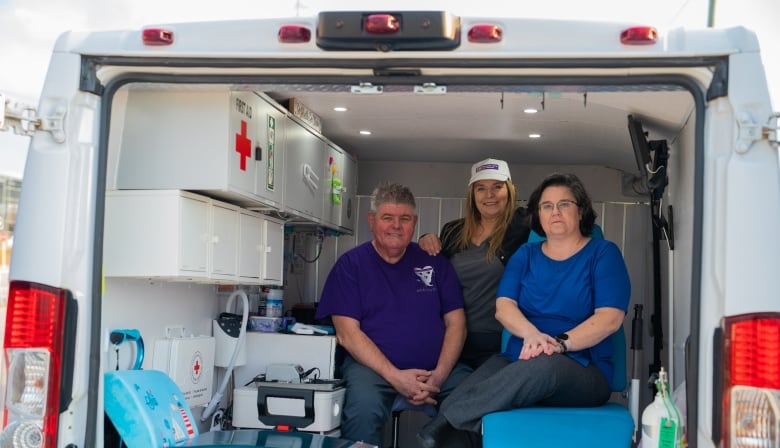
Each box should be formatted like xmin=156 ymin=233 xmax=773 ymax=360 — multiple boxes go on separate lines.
xmin=115 ymin=89 xmax=285 ymax=210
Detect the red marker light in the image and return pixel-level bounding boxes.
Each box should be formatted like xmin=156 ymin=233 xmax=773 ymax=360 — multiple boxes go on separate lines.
xmin=468 ymin=24 xmax=503 ymax=43
xmin=278 ymin=25 xmax=312 ymax=43
xmin=142 ymin=28 xmax=174 ymax=46
xmin=365 ymin=14 xmax=400 ymax=34
xmin=620 ymin=26 xmax=658 ymax=45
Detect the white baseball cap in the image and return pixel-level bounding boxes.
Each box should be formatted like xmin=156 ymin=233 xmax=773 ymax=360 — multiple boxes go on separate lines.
xmin=469 ymin=158 xmax=511 ymax=185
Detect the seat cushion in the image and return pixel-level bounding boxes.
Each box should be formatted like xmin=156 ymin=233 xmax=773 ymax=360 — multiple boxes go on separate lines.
xmin=482 ymin=403 xmax=634 ymax=448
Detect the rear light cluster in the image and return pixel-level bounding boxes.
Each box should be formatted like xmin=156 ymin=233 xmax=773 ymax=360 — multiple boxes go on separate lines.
xmin=0 ymin=282 xmax=72 ymax=448
xmin=723 ymin=314 xmax=780 ymax=448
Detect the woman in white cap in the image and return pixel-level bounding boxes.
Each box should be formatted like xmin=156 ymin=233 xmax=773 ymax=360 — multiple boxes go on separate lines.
xmin=419 ymin=158 xmax=530 ymax=370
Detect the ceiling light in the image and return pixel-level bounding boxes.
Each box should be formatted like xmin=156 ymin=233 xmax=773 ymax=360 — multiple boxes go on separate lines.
xmin=523 ymin=108 xmax=538 ymax=114
xmin=359 ymin=130 xmax=372 ymax=135
xmin=528 ymin=133 xmax=542 ymax=139
xmin=333 ymin=106 xmax=348 ymax=112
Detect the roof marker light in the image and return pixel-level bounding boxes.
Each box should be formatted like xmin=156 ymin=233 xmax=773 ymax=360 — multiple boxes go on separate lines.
xmin=142 ymin=28 xmax=174 ymax=46
xmin=278 ymin=25 xmax=312 ymax=43
xmin=620 ymin=26 xmax=658 ymax=45
xmin=468 ymin=24 xmax=503 ymax=43
xmin=365 ymin=14 xmax=400 ymax=34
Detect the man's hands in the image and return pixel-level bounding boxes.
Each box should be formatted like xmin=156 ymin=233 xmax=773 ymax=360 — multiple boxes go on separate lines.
xmin=392 ymin=369 xmax=441 ymax=405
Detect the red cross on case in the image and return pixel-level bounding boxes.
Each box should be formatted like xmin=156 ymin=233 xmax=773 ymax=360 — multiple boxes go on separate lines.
xmin=235 ymin=120 xmax=252 ymax=171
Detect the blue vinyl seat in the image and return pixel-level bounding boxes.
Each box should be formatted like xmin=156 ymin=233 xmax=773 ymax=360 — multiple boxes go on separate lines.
xmin=481 ymin=225 xmax=634 ymax=448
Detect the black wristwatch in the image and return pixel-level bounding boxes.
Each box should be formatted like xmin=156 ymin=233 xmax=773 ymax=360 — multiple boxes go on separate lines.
xmin=555 ymin=333 xmax=569 ymax=353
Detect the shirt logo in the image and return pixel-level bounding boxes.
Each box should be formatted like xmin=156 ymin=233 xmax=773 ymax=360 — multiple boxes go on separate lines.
xmin=414 ymin=266 xmax=434 ymax=287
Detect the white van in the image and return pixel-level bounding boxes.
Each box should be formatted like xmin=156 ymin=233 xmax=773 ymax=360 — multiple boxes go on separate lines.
xmin=1 ymin=11 xmax=778 ymax=448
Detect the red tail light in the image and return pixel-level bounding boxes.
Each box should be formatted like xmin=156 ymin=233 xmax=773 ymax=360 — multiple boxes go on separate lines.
xmin=468 ymin=24 xmax=503 ymax=43
xmin=620 ymin=26 xmax=658 ymax=45
xmin=722 ymin=313 xmax=780 ymax=447
xmin=142 ymin=28 xmax=175 ymax=46
xmin=278 ymin=25 xmax=312 ymax=43
xmin=0 ymin=281 xmax=73 ymax=448
xmin=364 ymin=14 xmax=400 ymax=34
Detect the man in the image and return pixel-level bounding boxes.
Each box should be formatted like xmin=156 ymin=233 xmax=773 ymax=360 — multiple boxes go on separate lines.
xmin=316 ymin=182 xmax=469 ymax=446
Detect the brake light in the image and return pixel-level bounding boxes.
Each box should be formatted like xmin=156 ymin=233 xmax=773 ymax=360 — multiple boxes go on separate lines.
xmin=278 ymin=25 xmax=312 ymax=43
xmin=620 ymin=26 xmax=658 ymax=45
xmin=364 ymin=14 xmax=400 ymax=34
xmin=722 ymin=314 xmax=780 ymax=448
xmin=0 ymin=281 xmax=71 ymax=448
xmin=142 ymin=28 xmax=175 ymax=46
xmin=468 ymin=24 xmax=503 ymax=43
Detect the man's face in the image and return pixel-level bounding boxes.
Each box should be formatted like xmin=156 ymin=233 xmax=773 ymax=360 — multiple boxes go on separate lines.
xmin=368 ymin=202 xmax=418 ymax=254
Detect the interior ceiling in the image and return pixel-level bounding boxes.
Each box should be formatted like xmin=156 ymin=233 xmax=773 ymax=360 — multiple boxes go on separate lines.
xmin=267 ymin=88 xmax=694 ymax=173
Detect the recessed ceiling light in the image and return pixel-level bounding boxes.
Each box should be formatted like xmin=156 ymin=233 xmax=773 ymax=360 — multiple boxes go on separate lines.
xmin=359 ymin=130 xmax=372 ymax=135
xmin=523 ymin=108 xmax=538 ymax=114
xmin=528 ymin=133 xmax=542 ymax=139
xmin=333 ymin=106 xmax=348 ymax=112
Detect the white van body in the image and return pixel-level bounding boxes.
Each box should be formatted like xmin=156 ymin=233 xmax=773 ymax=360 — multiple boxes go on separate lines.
xmin=1 ymin=11 xmax=778 ymax=448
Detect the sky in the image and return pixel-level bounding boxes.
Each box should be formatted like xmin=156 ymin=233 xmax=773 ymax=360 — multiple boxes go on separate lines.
xmin=1 ymin=0 xmax=778 ymax=178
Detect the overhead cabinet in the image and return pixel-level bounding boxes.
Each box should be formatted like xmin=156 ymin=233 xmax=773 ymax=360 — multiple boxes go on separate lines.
xmin=115 ymin=89 xmax=286 ymax=210
xmin=112 ymin=87 xmax=356 ymax=233
xmin=104 ymin=190 xmax=284 ymax=286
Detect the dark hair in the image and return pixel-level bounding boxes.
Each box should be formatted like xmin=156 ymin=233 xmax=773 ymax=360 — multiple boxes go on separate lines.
xmin=370 ymin=182 xmax=416 ymax=212
xmin=527 ymin=173 xmax=596 ymax=237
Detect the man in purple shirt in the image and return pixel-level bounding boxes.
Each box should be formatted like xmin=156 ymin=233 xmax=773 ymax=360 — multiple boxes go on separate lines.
xmin=316 ymin=182 xmax=470 ymax=446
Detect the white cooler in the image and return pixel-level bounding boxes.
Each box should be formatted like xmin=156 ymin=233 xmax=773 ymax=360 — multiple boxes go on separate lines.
xmin=232 ymin=381 xmax=345 ymax=433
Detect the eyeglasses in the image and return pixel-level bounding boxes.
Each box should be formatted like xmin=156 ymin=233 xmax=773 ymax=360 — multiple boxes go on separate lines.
xmin=539 ymin=200 xmax=578 ymax=213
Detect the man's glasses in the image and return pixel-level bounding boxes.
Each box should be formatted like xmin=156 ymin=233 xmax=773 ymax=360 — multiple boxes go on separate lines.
xmin=539 ymin=200 xmax=578 ymax=213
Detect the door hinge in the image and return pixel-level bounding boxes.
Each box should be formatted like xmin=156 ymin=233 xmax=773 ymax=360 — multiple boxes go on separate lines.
xmin=736 ymin=110 xmax=779 ymax=153
xmin=1 ymin=93 xmax=66 ymax=143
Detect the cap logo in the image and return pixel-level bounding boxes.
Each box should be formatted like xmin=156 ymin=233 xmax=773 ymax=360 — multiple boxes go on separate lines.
xmin=476 ymin=163 xmax=499 ymax=172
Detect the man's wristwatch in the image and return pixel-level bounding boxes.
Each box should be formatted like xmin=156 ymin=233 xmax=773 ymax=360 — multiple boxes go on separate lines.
xmin=555 ymin=333 xmax=569 ymax=353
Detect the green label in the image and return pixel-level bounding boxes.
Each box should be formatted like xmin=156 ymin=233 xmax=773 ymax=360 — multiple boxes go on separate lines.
xmin=658 ymin=418 xmax=678 ymax=448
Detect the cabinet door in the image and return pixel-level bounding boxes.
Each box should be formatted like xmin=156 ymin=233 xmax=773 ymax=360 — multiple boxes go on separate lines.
xmin=179 ymin=195 xmax=210 ymax=273
xmin=238 ymin=210 xmax=263 ymax=282
xmin=262 ymin=218 xmax=285 ymax=285
xmin=284 ymin=119 xmax=326 ymax=221
xmin=211 ymin=202 xmax=239 ymax=278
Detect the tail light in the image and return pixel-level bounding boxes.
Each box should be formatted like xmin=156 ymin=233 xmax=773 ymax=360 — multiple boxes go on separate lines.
xmin=722 ymin=313 xmax=780 ymax=447
xmin=0 ymin=281 xmax=76 ymax=448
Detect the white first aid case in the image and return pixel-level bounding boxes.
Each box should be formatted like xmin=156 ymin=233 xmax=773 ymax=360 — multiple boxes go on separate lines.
xmin=153 ymin=329 xmax=215 ymax=408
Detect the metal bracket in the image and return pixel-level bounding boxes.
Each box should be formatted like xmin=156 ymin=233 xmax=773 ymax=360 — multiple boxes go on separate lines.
xmin=736 ymin=110 xmax=779 ymax=153
xmin=1 ymin=93 xmax=66 ymax=143
xmin=350 ymin=83 xmax=383 ymax=94
xmin=414 ymin=83 xmax=446 ymax=95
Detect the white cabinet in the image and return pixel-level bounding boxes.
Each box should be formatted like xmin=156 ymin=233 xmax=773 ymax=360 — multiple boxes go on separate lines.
xmin=237 ymin=210 xmax=284 ymax=286
xmin=115 ymin=89 xmax=285 ymax=210
xmin=105 ymin=190 xmax=283 ymax=285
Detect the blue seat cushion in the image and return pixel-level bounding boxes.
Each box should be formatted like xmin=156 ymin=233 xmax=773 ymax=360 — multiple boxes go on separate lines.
xmin=482 ymin=403 xmax=634 ymax=448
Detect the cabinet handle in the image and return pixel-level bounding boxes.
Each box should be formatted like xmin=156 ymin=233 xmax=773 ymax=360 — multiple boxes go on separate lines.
xmin=265 ymin=246 xmax=273 ymax=253
xmin=212 ymin=235 xmax=220 ymax=244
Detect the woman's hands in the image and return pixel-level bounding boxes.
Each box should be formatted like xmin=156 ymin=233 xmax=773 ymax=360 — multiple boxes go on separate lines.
xmin=418 ymin=233 xmax=443 ymax=256
xmin=518 ymin=332 xmax=560 ymax=360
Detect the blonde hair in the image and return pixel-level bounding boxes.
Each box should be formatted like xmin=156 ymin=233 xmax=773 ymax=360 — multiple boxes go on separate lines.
xmin=457 ymin=180 xmax=517 ymax=260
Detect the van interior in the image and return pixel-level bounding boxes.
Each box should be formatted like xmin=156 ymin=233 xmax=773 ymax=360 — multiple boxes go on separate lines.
xmin=101 ymin=70 xmax=700 ymax=444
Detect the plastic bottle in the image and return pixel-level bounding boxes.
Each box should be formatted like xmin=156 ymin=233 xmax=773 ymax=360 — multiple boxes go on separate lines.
xmin=641 ymin=367 xmax=685 ymax=448
xmin=266 ymin=288 xmax=284 ymax=318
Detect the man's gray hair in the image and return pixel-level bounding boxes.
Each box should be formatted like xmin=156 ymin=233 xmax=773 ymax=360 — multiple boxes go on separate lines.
xmin=370 ymin=182 xmax=416 ymax=212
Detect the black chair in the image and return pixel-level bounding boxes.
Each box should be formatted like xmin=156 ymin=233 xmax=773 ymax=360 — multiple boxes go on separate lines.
xmin=390 ymin=394 xmax=436 ymax=448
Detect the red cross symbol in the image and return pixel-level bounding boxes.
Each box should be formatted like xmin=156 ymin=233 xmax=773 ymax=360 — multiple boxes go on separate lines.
xmin=193 ymin=358 xmax=201 ymax=376
xmin=235 ymin=120 xmax=252 ymax=171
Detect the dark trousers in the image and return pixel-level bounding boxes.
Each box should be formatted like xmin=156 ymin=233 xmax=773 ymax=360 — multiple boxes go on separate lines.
xmin=440 ymin=353 xmax=611 ymax=433
xmin=339 ymin=356 xmax=473 ymax=446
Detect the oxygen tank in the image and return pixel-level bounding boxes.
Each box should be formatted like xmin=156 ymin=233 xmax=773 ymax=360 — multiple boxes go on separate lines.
xmin=641 ymin=367 xmax=685 ymax=448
